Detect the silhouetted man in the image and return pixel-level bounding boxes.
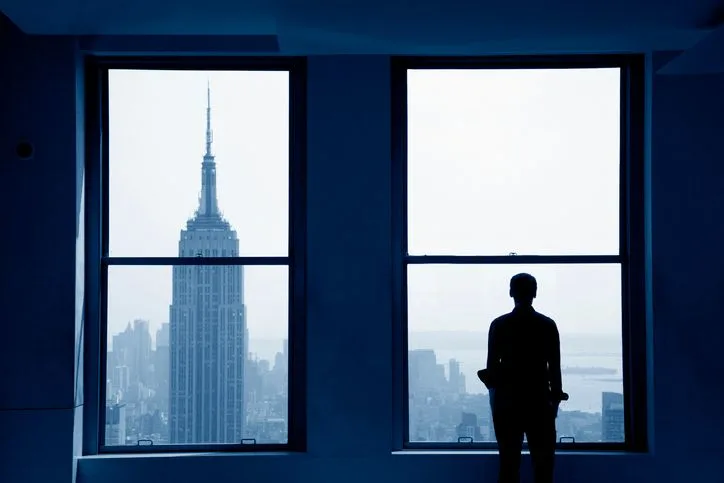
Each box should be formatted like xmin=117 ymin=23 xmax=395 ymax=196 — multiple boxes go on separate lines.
xmin=486 ymin=273 xmax=564 ymax=483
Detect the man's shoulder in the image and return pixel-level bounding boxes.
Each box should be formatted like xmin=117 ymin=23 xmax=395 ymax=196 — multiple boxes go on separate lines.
xmin=490 ymin=309 xmax=557 ymax=330
xmin=490 ymin=313 xmax=513 ymax=327
xmin=489 ymin=312 xmax=519 ymax=333
xmin=532 ymin=311 xmax=558 ymax=330
xmin=533 ymin=310 xmax=555 ymax=323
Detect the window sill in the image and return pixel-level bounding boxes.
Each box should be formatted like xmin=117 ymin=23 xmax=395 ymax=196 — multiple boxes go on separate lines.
xmin=392 ymin=450 xmax=648 ymax=457
xmin=80 ymin=451 xmax=301 ymax=460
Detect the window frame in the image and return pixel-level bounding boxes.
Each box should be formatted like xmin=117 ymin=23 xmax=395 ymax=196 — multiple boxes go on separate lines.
xmin=83 ymin=56 xmax=307 ymax=455
xmin=391 ymin=55 xmax=647 ymax=452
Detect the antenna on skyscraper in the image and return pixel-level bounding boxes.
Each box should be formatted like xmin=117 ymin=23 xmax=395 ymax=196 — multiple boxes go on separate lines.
xmin=206 ymin=79 xmax=213 ymax=157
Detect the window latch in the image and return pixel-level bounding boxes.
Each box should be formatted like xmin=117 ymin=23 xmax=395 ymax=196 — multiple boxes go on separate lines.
xmin=558 ymin=436 xmax=575 ymax=444
xmin=136 ymin=439 xmax=154 ymax=446
xmin=241 ymin=438 xmax=257 ymax=445
xmin=457 ymin=436 xmax=474 ymax=444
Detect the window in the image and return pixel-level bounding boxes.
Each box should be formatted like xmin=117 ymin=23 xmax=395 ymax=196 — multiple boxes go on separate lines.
xmin=86 ymin=59 xmax=306 ymax=453
xmin=393 ymin=57 xmax=646 ymax=450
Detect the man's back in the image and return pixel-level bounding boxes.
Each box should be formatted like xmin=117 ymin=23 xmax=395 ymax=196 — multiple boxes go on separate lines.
xmin=487 ymin=306 xmax=562 ymax=402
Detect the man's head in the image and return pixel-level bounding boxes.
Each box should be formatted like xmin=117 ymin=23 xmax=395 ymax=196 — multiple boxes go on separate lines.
xmin=509 ymin=273 xmax=537 ymax=305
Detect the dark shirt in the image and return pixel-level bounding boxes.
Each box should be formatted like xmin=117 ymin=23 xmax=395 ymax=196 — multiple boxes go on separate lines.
xmin=486 ymin=305 xmax=562 ymax=402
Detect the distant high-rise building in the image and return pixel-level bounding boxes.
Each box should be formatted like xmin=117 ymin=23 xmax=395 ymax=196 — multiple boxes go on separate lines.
xmin=409 ymin=349 xmax=441 ymax=395
xmin=448 ymin=358 xmax=465 ymax=394
xmin=169 ymin=86 xmax=247 ymax=444
xmin=132 ymin=319 xmax=152 ymax=387
xmin=601 ymin=391 xmax=625 ymax=442
xmin=105 ymin=404 xmax=127 ymax=446
xmin=155 ymin=323 xmax=170 ymax=413
xmin=110 ymin=319 xmax=152 ymax=390
xmin=156 ymin=323 xmax=170 ymax=348
xmin=456 ymin=412 xmax=482 ymax=440
xmin=112 ymin=365 xmax=130 ymax=395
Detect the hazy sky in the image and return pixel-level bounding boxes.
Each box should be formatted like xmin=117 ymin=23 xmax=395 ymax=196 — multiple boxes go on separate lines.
xmin=406 ymin=68 xmax=622 ymax=338
xmin=108 ymin=70 xmax=289 ymax=349
xmin=407 ymin=68 xmax=620 ymax=256
xmin=107 ymin=67 xmax=622 ymax=352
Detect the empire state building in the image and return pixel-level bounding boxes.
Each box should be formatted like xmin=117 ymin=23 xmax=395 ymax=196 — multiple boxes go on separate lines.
xmin=169 ymin=87 xmax=246 ymax=444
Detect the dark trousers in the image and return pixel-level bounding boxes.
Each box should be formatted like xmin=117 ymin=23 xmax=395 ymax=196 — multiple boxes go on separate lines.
xmin=492 ymin=400 xmax=557 ymax=483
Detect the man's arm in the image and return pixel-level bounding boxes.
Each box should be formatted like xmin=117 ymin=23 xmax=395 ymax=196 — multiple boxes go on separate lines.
xmin=485 ymin=321 xmax=500 ymax=407
xmin=549 ymin=322 xmax=563 ymax=399
xmin=487 ymin=320 xmax=499 ymax=370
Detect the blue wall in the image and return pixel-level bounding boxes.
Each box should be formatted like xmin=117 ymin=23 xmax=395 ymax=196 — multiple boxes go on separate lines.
xmin=2 ymin=27 xmax=724 ymax=483
xmin=0 ymin=18 xmax=85 ymax=483
xmin=648 ymin=59 xmax=724 ymax=469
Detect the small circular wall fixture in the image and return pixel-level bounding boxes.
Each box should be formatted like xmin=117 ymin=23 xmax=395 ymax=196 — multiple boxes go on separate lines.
xmin=16 ymin=140 xmax=34 ymax=161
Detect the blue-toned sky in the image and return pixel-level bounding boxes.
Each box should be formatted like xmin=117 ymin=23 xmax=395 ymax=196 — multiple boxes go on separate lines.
xmin=107 ymin=68 xmax=621 ymax=346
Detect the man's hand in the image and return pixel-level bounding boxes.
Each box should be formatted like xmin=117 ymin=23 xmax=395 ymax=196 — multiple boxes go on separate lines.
xmin=550 ymin=391 xmax=568 ymax=418
xmin=552 ymin=400 xmax=561 ymax=418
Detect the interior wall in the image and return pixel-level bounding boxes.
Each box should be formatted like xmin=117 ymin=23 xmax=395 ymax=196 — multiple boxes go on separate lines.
xmin=0 ymin=20 xmax=84 ymax=483
xmin=1 ymin=29 xmax=724 ymax=483
xmin=648 ymin=55 xmax=724 ymax=471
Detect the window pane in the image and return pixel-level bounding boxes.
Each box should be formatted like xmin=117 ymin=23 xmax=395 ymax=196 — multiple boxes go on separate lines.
xmin=407 ymin=68 xmax=620 ymax=256
xmin=407 ymin=264 xmax=624 ymax=443
xmin=104 ymin=264 xmax=289 ymax=446
xmin=109 ymin=70 xmax=289 ymax=257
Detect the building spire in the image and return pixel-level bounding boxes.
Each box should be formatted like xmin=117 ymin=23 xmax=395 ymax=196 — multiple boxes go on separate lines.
xmin=198 ymin=81 xmax=219 ymax=217
xmin=206 ymin=80 xmax=213 ymax=157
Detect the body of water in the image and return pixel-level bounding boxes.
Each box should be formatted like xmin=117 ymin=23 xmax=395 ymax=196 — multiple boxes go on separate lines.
xmin=433 ymin=349 xmax=623 ymax=413
xmin=249 ymin=335 xmax=624 ymax=414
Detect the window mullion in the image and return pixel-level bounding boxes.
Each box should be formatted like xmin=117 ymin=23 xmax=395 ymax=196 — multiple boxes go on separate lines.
xmin=405 ymin=255 xmax=621 ymax=265
xmin=103 ymin=256 xmax=290 ymax=266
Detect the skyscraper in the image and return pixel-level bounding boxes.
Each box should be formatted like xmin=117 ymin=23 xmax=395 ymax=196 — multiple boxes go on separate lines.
xmin=105 ymin=404 xmax=127 ymax=446
xmin=155 ymin=323 xmax=170 ymax=414
xmin=169 ymin=86 xmax=247 ymax=444
xmin=109 ymin=319 xmax=152 ymax=396
xmin=601 ymin=391 xmax=625 ymax=442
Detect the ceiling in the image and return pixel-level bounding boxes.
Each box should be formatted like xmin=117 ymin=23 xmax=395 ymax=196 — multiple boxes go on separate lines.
xmin=1 ymin=0 xmax=723 ymax=67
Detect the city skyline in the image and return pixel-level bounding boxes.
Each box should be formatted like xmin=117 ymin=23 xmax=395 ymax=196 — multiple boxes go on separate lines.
xmin=105 ymin=314 xmax=622 ymax=445
xmin=103 ymin=68 xmax=625 ymax=445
